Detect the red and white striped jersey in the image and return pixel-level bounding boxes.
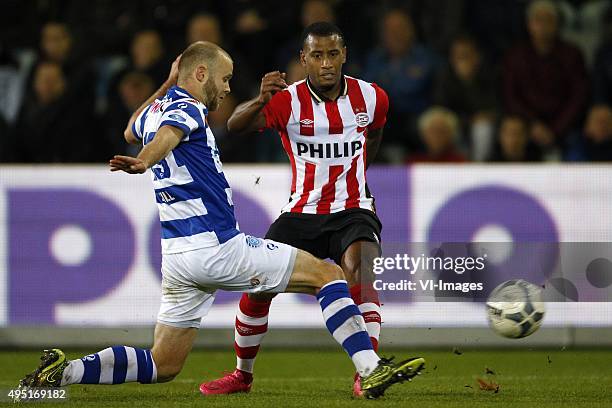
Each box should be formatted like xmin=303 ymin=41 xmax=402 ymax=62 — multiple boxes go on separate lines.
xmin=262 ymin=75 xmax=389 ymax=215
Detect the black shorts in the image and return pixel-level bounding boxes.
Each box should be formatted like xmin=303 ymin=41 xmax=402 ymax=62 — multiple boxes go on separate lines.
xmin=264 ymin=208 xmax=382 ymax=265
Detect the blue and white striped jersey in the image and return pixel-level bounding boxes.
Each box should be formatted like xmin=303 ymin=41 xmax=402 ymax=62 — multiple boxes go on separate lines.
xmin=132 ymin=85 xmax=239 ymax=254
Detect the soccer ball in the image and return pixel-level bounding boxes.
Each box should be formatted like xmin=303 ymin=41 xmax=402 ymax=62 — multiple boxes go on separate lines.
xmin=486 ymin=279 xmax=545 ymax=339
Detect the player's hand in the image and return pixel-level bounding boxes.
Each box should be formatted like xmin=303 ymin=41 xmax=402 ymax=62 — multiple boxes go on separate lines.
xmin=258 ymin=71 xmax=287 ymax=104
xmin=166 ymin=55 xmax=181 ymax=86
xmin=109 ymin=155 xmax=148 ymax=174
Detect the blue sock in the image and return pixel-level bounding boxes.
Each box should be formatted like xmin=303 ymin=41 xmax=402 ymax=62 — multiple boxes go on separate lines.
xmin=317 ymin=280 xmax=380 ymax=376
xmin=61 ymin=346 xmax=157 ymax=385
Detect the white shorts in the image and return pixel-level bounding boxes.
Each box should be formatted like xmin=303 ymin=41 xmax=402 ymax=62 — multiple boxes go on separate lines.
xmin=157 ymin=233 xmax=297 ymax=328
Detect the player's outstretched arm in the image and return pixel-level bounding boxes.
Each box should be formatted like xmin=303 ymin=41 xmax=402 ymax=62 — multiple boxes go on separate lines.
xmin=110 ymin=125 xmax=184 ymax=174
xmin=227 ymin=71 xmax=287 ymax=134
xmin=123 ymin=55 xmax=181 ymax=145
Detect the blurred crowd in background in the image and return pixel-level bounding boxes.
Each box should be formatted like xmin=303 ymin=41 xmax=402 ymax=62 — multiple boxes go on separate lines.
xmin=1 ymin=0 xmax=612 ymax=164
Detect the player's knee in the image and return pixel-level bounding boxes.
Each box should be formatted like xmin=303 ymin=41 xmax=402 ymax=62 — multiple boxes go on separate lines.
xmin=341 ymin=259 xmax=360 ymax=285
xmin=353 ymin=256 xmax=378 ymax=283
xmin=249 ymin=292 xmax=276 ymax=302
xmin=342 ymin=245 xmax=379 ymax=284
xmin=317 ymin=261 xmax=344 ymax=286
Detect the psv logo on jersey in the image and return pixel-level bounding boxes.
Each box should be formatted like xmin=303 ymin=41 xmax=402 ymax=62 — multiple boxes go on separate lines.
xmin=355 ymin=112 xmax=369 ymax=127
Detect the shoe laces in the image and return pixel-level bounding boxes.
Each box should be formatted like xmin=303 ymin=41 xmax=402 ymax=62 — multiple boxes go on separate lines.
xmin=378 ymin=356 xmax=395 ymax=365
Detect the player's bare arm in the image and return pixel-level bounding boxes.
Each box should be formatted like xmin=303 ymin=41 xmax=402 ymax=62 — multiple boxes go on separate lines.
xmin=110 ymin=125 xmax=184 ymax=174
xmin=123 ymin=55 xmax=181 ymax=145
xmin=227 ymin=71 xmax=287 ymax=133
xmin=365 ymin=128 xmax=383 ymax=169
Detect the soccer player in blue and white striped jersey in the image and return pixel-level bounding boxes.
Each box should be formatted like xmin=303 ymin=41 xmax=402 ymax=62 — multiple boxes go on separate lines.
xmin=16 ymin=41 xmax=424 ymax=401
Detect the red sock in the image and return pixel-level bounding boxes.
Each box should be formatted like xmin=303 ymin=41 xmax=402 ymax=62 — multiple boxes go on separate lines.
xmin=350 ymin=284 xmax=382 ymax=352
xmin=234 ymin=293 xmax=272 ymax=374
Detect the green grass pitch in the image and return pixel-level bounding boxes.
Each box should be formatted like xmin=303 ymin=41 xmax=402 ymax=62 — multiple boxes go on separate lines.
xmin=1 ymin=349 xmax=611 ymax=407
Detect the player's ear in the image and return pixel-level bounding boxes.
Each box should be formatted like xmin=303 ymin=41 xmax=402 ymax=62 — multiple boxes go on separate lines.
xmin=300 ymin=50 xmax=306 ymax=67
xmin=342 ymin=46 xmax=347 ymax=64
xmin=195 ymin=64 xmax=209 ymax=83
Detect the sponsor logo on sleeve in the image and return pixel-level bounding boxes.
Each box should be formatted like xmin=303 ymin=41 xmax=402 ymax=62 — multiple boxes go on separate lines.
xmin=168 ymin=113 xmax=187 ymax=123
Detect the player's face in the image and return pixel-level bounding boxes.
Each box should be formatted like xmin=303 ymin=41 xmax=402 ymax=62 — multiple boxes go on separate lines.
xmin=203 ymin=54 xmax=233 ymax=111
xmin=301 ymin=34 xmax=346 ymax=91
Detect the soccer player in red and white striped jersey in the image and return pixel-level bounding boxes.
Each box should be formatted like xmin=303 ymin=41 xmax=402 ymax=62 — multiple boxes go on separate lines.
xmin=201 ymin=22 xmax=390 ymax=398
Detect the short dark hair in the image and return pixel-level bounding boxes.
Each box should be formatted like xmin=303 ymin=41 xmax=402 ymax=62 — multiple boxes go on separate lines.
xmin=300 ymin=22 xmax=345 ymax=48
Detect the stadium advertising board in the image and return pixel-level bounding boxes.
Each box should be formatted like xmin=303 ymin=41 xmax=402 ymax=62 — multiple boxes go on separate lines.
xmin=1 ymin=165 xmax=611 ymax=328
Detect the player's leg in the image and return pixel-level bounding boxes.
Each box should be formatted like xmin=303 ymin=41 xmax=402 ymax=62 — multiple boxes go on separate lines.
xmin=16 ymin=250 xmax=210 ymax=395
xmin=231 ymin=216 xmax=326 ymax=381
xmin=20 ymin=278 xmax=205 ymax=389
xmin=284 ymin=249 xmax=425 ymax=398
xmin=328 ymin=211 xmax=384 ymax=353
xmin=201 ymin=234 xmax=424 ymax=398
xmin=341 ymin=240 xmax=382 ymax=351
xmin=282 ymin=250 xmax=378 ymax=377
xmin=327 ymin=211 xmax=384 ymax=397
xmin=198 ymin=246 xmax=380 ymax=380
xmin=338 ymin=240 xmax=383 ymax=396
xmin=200 ymin=292 xmax=274 ymax=394
xmin=204 ymin=243 xmax=340 ymax=397
xmin=233 ymin=292 xmax=275 ymax=380
xmin=151 ymin=324 xmax=198 ymax=382
xmin=57 ymin=323 xmax=196 ymax=386
xmin=17 ymin=323 xmax=195 ymax=391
